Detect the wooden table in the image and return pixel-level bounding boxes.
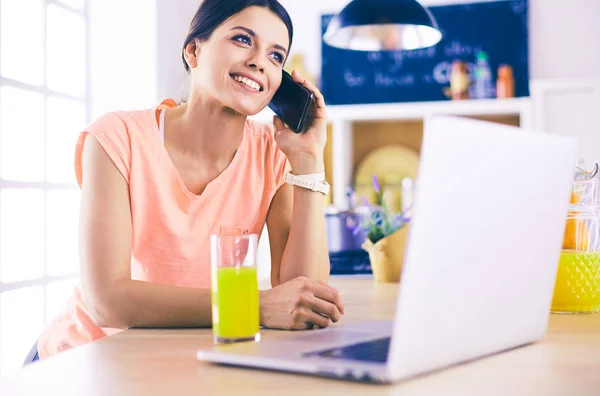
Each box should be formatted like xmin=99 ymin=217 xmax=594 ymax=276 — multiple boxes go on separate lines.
xmin=1 ymin=276 xmax=599 ymax=395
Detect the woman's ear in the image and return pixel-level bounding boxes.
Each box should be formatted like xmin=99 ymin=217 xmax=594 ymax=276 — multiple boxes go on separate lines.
xmin=183 ymin=39 xmax=201 ymax=69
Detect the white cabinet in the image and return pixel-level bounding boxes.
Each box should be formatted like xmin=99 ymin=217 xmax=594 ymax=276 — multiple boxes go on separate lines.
xmin=531 ymin=79 xmax=600 ymax=170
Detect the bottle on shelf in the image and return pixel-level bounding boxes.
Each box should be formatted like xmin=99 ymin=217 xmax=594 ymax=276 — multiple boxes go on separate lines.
xmin=473 ymin=51 xmax=494 ymax=99
xmin=496 ymin=64 xmax=515 ymax=99
xmin=444 ymin=60 xmax=470 ymax=100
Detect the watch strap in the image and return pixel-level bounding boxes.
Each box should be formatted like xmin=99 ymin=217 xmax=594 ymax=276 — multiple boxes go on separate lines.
xmin=285 ymin=173 xmax=330 ymax=195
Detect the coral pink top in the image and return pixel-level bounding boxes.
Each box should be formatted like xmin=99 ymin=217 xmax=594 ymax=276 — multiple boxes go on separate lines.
xmin=37 ymin=99 xmax=289 ymax=358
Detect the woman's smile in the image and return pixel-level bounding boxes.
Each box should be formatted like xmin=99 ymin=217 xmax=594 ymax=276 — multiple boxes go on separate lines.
xmin=230 ymin=73 xmax=264 ymax=93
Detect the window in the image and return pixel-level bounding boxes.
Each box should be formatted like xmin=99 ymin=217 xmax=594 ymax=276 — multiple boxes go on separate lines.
xmin=0 ymin=0 xmax=88 ymax=377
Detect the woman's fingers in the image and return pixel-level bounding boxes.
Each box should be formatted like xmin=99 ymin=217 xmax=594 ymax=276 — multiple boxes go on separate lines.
xmin=291 ymin=70 xmax=327 ymax=118
xmin=306 ymin=294 xmax=342 ymax=323
xmin=310 ymin=282 xmax=345 ymax=315
xmin=273 ymin=115 xmax=286 ymax=131
xmin=291 ymin=306 xmax=331 ymax=330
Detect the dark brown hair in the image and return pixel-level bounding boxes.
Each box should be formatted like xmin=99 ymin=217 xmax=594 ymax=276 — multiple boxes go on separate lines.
xmin=182 ymin=0 xmax=294 ymax=73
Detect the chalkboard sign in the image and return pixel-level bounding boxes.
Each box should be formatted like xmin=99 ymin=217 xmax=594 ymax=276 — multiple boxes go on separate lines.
xmin=321 ymin=0 xmax=529 ymax=105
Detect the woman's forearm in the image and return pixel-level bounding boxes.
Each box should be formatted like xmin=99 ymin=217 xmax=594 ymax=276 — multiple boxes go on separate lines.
xmin=279 ymin=166 xmax=330 ymax=283
xmin=88 ymin=279 xmax=212 ymax=329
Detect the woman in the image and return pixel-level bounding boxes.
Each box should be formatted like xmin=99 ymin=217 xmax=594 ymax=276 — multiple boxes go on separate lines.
xmin=34 ymin=0 xmax=344 ymax=361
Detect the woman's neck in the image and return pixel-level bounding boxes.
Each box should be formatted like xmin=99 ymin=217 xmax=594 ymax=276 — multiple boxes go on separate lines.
xmin=165 ymin=92 xmax=246 ymax=163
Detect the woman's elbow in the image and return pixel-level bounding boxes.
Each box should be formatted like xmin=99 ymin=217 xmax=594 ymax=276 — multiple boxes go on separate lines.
xmin=85 ymin=287 xmax=130 ymax=329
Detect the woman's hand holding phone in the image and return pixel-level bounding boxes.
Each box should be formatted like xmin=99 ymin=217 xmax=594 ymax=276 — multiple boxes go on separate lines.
xmin=273 ymin=70 xmax=327 ymax=175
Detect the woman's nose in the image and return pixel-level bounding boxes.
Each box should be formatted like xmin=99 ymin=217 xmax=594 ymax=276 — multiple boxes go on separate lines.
xmin=248 ymin=63 xmax=264 ymax=73
xmin=246 ymin=57 xmax=265 ymax=73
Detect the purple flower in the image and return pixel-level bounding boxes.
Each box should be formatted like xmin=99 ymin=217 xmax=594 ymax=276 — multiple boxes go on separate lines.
xmin=361 ymin=196 xmax=371 ymax=207
xmin=398 ymin=204 xmax=413 ymax=220
xmin=372 ymin=175 xmax=381 ymax=193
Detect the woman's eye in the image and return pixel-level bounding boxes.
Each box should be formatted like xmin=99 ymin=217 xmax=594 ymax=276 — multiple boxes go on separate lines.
xmin=271 ymin=52 xmax=284 ymax=64
xmin=233 ymin=34 xmax=251 ymax=45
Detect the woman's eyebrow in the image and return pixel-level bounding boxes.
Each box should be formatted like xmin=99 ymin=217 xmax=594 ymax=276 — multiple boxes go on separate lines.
xmin=230 ymin=25 xmax=288 ymax=55
xmin=230 ymin=25 xmax=257 ymax=37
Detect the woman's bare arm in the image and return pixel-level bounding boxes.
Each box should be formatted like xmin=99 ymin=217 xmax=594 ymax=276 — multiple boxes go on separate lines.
xmin=79 ymin=135 xmax=213 ymax=328
xmin=266 ymin=182 xmax=330 ymax=287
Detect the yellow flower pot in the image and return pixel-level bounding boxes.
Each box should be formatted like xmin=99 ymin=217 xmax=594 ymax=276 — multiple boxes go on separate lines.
xmin=362 ymin=225 xmax=410 ymax=283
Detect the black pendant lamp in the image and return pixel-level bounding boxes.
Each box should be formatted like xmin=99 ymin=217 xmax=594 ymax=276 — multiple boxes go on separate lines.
xmin=323 ymin=0 xmax=442 ymax=51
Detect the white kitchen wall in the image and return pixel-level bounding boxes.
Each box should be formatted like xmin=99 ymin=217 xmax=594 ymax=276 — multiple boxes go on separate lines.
xmin=529 ymin=0 xmax=600 ymax=80
xmin=155 ymin=0 xmax=200 ymax=101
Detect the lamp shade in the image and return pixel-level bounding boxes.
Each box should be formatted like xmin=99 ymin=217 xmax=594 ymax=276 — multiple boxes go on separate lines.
xmin=323 ymin=0 xmax=442 ymax=51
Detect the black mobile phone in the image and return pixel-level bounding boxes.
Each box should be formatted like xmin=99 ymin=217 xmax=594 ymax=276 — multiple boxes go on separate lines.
xmin=268 ymin=70 xmax=314 ymax=133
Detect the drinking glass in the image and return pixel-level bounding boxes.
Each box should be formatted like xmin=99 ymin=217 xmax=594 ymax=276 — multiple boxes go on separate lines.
xmin=210 ymin=234 xmax=260 ymax=343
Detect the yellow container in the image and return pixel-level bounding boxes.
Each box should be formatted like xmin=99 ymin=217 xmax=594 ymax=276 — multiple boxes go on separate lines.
xmin=362 ymin=225 xmax=410 ymax=283
xmin=551 ymin=251 xmax=600 ymax=313
xmin=551 ymin=164 xmax=600 ymax=314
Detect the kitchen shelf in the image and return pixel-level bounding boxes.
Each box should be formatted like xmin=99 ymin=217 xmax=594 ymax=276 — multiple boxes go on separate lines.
xmin=326 ymin=97 xmax=532 ymax=123
xmin=251 ymin=97 xmax=532 ymax=126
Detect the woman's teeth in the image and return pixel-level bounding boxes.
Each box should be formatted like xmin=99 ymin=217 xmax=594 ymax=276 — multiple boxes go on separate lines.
xmin=232 ymin=75 xmax=261 ymax=92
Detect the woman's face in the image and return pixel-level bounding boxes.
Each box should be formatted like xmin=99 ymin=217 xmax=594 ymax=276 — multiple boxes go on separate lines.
xmin=186 ymin=6 xmax=290 ymax=116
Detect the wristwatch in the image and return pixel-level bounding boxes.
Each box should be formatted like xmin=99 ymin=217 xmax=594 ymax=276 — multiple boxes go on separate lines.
xmin=285 ymin=172 xmax=330 ymax=196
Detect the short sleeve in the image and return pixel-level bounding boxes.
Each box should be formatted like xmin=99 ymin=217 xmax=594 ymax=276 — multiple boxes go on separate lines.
xmin=74 ymin=112 xmax=132 ymax=188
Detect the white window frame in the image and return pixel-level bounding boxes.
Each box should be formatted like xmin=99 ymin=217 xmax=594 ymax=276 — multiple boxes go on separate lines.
xmin=0 ymin=0 xmax=90 ymax=368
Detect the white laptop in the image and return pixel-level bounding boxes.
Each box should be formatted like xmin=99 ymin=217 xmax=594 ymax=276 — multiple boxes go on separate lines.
xmin=196 ymin=115 xmax=578 ymax=384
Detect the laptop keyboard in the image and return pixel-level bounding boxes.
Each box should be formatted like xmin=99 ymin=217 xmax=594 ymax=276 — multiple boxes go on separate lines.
xmin=305 ymin=337 xmax=391 ymax=363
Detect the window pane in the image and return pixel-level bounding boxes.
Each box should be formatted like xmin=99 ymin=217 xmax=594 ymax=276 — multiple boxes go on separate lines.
xmin=46 ymin=97 xmax=87 ymax=183
xmin=47 ymin=5 xmax=86 ymax=97
xmin=0 ymin=189 xmax=45 ymax=283
xmin=46 ymin=190 xmax=81 ymax=276
xmin=89 ymin=0 xmax=157 ymax=118
xmin=0 ymin=0 xmax=45 ymax=85
xmin=46 ymin=278 xmax=78 ymax=324
xmin=0 ymin=87 xmax=45 ymax=181
xmin=55 ymin=0 xmax=85 ymax=11
xmin=0 ymin=286 xmax=44 ymax=377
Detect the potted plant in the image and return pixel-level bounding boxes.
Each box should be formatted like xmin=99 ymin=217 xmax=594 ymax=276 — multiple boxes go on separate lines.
xmin=347 ymin=175 xmax=411 ymax=283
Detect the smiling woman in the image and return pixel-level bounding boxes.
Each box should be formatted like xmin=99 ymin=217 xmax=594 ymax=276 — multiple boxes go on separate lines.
xmin=32 ymin=0 xmax=343 ymax=363
xmin=180 ymin=0 xmax=292 ymax=115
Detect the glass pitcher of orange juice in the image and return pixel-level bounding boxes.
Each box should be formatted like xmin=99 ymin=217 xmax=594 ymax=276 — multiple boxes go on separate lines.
xmin=551 ymin=163 xmax=600 ymax=313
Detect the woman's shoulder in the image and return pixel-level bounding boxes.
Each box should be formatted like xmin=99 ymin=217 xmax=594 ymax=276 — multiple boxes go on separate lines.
xmin=84 ymin=105 xmax=163 ymax=140
xmin=87 ymin=109 xmax=152 ymax=130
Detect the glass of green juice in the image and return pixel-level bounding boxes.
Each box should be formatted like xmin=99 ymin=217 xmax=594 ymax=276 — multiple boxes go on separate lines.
xmin=210 ymin=233 xmax=260 ymax=344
